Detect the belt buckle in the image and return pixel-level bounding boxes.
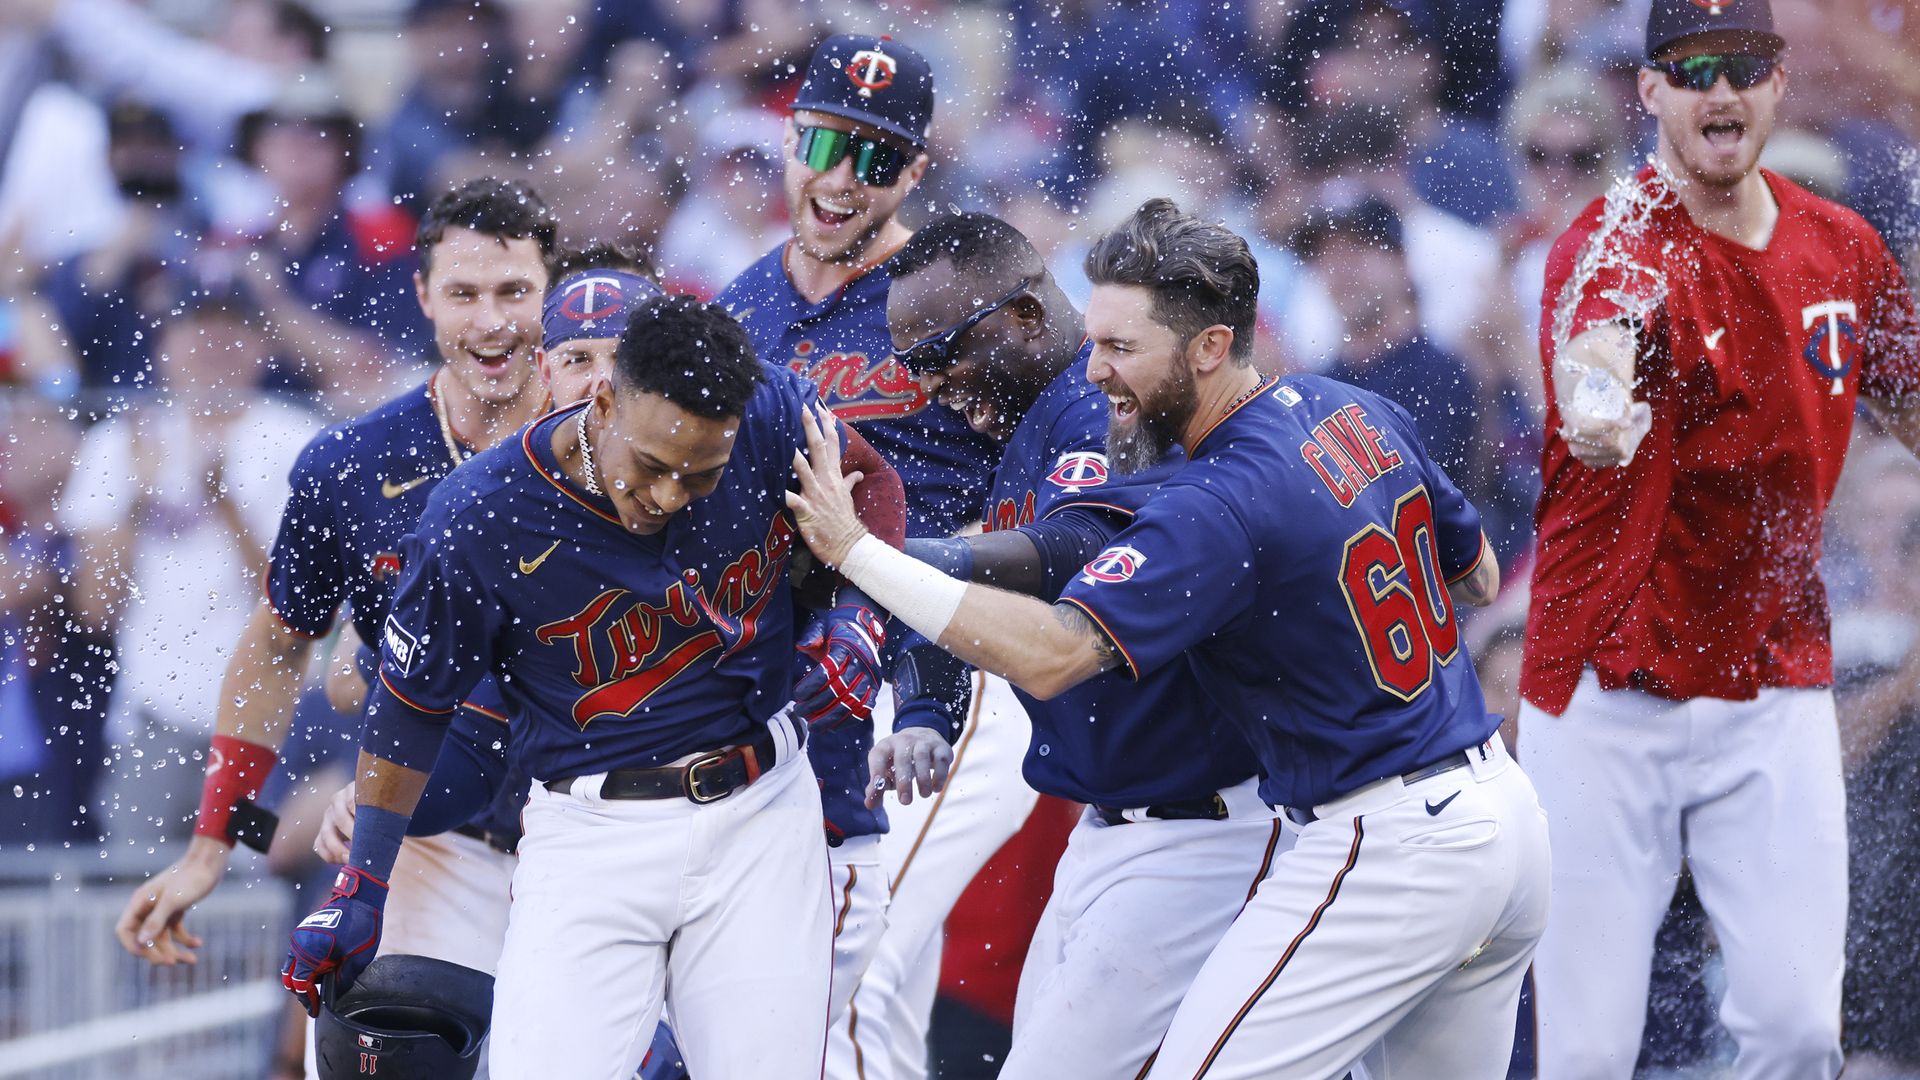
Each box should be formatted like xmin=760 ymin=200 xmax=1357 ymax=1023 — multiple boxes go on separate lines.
xmin=684 ymin=749 xmax=737 ymax=804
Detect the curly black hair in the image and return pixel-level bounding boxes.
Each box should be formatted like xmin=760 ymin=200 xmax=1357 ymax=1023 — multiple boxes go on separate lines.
xmin=612 ymin=296 xmax=765 ymax=419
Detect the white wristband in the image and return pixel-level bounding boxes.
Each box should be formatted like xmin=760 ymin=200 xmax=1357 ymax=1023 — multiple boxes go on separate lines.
xmin=839 ymin=534 xmax=968 ymax=643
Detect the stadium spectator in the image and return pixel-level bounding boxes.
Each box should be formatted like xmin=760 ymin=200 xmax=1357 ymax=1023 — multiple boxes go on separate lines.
xmin=1290 ymin=196 xmax=1477 ymax=480
xmin=58 ymin=289 xmax=318 ymax=844
xmin=374 ymin=0 xmax=509 ymax=208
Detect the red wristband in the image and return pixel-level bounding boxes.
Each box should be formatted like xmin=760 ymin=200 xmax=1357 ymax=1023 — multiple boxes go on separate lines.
xmin=193 ymin=734 xmax=279 ymax=845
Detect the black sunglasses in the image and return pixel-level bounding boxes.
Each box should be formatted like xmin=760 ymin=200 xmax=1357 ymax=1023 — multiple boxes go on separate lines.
xmin=894 ymin=281 xmax=1032 ymax=375
xmin=1524 ymin=144 xmax=1606 ymax=171
xmin=1651 ymin=53 xmax=1777 ymax=92
xmin=794 ymin=125 xmax=912 ymax=187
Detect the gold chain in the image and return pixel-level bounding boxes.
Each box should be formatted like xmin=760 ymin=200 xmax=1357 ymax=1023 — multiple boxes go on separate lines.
xmin=428 ymin=372 xmax=472 ymax=467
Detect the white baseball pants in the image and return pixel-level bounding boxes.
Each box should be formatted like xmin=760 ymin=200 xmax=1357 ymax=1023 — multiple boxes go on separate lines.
xmin=489 ymin=743 xmax=834 ymax=1080
xmin=1523 ymin=670 xmax=1847 ymax=1080
xmin=1145 ymin=738 xmax=1548 ymax=1080
xmin=1003 ymin=778 xmax=1289 ymax=1080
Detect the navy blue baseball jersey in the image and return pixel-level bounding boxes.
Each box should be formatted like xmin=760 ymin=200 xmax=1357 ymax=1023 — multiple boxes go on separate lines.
xmin=718 ymin=245 xmax=999 ymax=538
xmin=1060 ymin=375 xmax=1498 ymax=810
xmin=980 ymin=359 xmax=1254 ymax=806
xmin=369 ymin=372 xmax=820 ymax=782
xmin=266 ymin=379 xmax=515 ymax=830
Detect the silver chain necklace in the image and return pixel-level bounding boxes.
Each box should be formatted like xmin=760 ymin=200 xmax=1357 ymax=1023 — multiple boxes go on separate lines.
xmin=576 ymin=407 xmax=603 ymax=496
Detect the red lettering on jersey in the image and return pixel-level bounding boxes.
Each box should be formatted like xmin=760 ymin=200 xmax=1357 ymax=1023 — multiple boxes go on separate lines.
xmin=1324 ymin=409 xmax=1382 ymax=482
xmin=788 ymin=344 xmax=930 ymax=420
xmin=985 ymin=490 xmax=1038 ymax=532
xmin=1302 ymin=441 xmax=1358 ymax=507
xmin=1343 ymin=405 xmax=1403 ymax=471
xmin=541 ymin=517 xmax=799 ymax=728
xmin=1304 ymin=406 xmax=1403 ymax=506
xmin=536 ymin=588 xmax=627 ymax=686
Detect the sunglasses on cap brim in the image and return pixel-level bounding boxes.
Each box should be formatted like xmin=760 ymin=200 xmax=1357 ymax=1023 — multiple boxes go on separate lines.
xmin=1651 ymin=53 xmax=1778 ymax=92
xmin=794 ymin=125 xmax=913 ymax=187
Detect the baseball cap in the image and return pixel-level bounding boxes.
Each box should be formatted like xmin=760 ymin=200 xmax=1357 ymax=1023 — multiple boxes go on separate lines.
xmin=791 ymin=34 xmax=934 ymax=151
xmin=1646 ymin=0 xmax=1785 ymax=61
xmin=1289 ymin=196 xmax=1406 ymax=259
xmin=542 ymin=270 xmax=664 ymax=350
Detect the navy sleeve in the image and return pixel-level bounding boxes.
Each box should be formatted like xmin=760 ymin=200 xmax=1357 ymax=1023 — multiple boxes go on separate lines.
xmin=363 ymin=514 xmax=502 ymax=771
xmin=1057 ymin=482 xmax=1258 ymax=679
xmin=264 ymin=437 xmax=347 ymax=637
xmin=406 ymin=708 xmax=508 ymax=836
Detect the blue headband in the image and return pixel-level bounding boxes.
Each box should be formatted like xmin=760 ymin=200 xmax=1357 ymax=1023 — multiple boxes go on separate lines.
xmin=542 ymin=270 xmax=662 ymax=350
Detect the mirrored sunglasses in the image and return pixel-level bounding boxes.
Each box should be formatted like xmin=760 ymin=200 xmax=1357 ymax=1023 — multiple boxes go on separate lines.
xmin=1652 ymin=53 xmax=1777 ymax=92
xmin=794 ymin=125 xmax=911 ymax=187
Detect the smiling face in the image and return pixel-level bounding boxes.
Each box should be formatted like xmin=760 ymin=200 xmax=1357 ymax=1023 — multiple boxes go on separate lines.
xmin=1084 ymin=284 xmax=1198 ymax=475
xmin=416 ymin=226 xmax=550 ymax=407
xmin=588 ymin=389 xmax=741 ymax=536
xmin=1640 ymin=33 xmax=1786 ymax=190
xmin=887 ymin=264 xmax=1047 ymax=443
xmin=539 ymin=337 xmax=617 ymax=407
xmin=782 ymin=111 xmax=927 ymax=266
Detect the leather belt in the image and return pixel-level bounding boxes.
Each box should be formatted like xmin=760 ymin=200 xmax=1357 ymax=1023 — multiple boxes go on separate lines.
xmin=543 ymin=720 xmax=784 ymax=805
xmin=1093 ymin=793 xmax=1230 ymax=827
xmin=1284 ymin=745 xmax=1481 ymax=827
xmin=451 ymin=823 xmax=519 ymax=855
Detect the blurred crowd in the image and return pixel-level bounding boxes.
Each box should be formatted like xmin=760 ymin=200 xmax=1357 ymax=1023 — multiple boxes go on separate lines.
xmin=0 ymin=0 xmax=1918 ymax=1073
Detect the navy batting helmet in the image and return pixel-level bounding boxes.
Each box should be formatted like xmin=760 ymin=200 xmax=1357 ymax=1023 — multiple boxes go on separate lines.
xmin=313 ymin=955 xmax=493 ymax=1080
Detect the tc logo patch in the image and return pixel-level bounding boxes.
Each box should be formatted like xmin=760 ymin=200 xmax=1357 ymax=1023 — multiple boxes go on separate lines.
xmin=299 ymin=909 xmax=342 ymax=930
xmin=1046 ymin=452 xmax=1109 ymax=493
xmin=557 ymin=274 xmax=629 ymax=322
xmin=383 ymin=615 xmax=419 ymax=676
xmin=1801 ymin=300 xmax=1859 ymax=395
xmin=1079 ymin=545 xmax=1148 ymax=586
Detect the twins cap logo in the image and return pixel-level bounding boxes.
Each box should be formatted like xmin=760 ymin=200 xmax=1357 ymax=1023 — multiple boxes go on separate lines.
xmin=1801 ymin=300 xmax=1860 ymax=396
xmin=1688 ymin=0 xmax=1731 ymax=11
xmin=1046 ymin=452 xmax=1110 ymax=493
xmin=847 ymin=46 xmax=897 ymax=97
xmin=1079 ymin=545 xmax=1148 ymax=586
xmin=558 ymin=275 xmax=628 ymax=322
xmin=299 ymin=908 xmax=342 ymax=930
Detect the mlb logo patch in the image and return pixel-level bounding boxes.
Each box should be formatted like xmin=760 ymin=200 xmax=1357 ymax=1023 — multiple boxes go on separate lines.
xmin=1274 ymin=385 xmax=1304 ymax=407
xmin=383 ymin=616 xmax=419 ymax=676
xmin=1046 ymin=452 xmax=1109 ymax=493
xmin=357 ymin=1034 xmax=384 ymax=1051
xmin=1079 ymin=545 xmax=1148 ymax=586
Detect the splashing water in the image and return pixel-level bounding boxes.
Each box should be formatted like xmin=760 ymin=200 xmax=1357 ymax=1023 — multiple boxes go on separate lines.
xmin=1549 ymin=156 xmax=1683 ymax=424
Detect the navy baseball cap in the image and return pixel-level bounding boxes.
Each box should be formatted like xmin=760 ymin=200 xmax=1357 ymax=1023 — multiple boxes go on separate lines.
xmin=542 ymin=270 xmax=662 ymax=350
xmin=791 ymin=34 xmax=934 ymax=151
xmin=1646 ymin=0 xmax=1785 ymax=60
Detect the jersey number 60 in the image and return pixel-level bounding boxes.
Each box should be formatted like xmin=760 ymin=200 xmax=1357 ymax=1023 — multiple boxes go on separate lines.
xmin=1337 ymin=487 xmax=1460 ymax=702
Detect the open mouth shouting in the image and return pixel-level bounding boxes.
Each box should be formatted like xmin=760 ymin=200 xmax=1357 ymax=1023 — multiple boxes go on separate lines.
xmin=1700 ymin=117 xmax=1746 ymax=152
xmin=809 ymin=196 xmax=860 ymax=230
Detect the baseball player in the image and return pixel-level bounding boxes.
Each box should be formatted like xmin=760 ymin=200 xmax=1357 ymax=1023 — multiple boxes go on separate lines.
xmin=788 ymin=199 xmax=1548 ymax=1079
xmin=281 ymin=297 xmax=912 ymax=1079
xmin=537 ymin=241 xmax=662 ymax=407
xmin=1522 ymin=2 xmax=1920 ymax=1076
xmin=715 ymin=33 xmax=1026 ymax=1057
xmin=113 ymin=179 xmax=559 ymax=1000
xmin=880 ymin=211 xmax=1289 ymax=1080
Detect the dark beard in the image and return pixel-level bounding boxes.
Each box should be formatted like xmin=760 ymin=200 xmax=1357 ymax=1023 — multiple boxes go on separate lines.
xmin=1106 ymin=360 xmax=1195 ymax=476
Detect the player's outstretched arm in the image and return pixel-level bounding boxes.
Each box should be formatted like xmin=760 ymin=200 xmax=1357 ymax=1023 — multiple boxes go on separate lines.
xmin=114 ymin=600 xmax=317 ymax=965
xmin=789 ymin=406 xmax=1120 ymax=701
xmin=1554 ymin=322 xmax=1652 ymax=468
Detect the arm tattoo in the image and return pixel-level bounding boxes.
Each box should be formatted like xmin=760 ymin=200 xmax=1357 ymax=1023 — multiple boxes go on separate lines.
xmin=1052 ymin=603 xmax=1122 ymax=672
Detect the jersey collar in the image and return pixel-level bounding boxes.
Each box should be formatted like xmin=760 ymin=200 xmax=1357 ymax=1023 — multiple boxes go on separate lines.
xmin=1189 ymin=375 xmax=1280 ymax=457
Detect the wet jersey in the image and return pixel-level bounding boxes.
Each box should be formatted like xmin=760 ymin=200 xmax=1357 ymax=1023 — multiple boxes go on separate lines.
xmin=1060 ymin=375 xmax=1497 ymax=810
xmin=981 ymin=345 xmax=1113 ymax=533
xmin=265 ymin=378 xmax=513 ymax=829
xmin=1524 ymin=168 xmax=1920 ymax=714
xmin=369 ymin=372 xmax=818 ymax=783
xmin=719 ymin=244 xmax=999 ymax=537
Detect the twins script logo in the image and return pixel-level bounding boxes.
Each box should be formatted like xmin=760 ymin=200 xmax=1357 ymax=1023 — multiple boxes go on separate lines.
xmin=1801 ymin=300 xmax=1859 ymax=396
xmin=789 ymin=341 xmax=930 ymax=420
xmin=1079 ymin=545 xmax=1148 ymax=586
xmin=985 ymin=490 xmax=1037 ymax=532
xmin=536 ymin=516 xmax=794 ymax=728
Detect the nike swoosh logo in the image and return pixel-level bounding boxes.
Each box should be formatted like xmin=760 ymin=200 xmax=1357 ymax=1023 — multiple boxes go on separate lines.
xmin=518 ymin=539 xmax=562 ymax=575
xmin=382 ymin=475 xmax=432 ymax=499
xmin=1425 ymin=791 xmax=1461 ymax=816
xmin=1704 ymin=327 xmax=1727 ymax=351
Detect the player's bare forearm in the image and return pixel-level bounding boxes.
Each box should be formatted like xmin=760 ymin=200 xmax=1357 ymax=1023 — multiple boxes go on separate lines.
xmin=1554 ymin=322 xmax=1650 ymax=468
xmin=934 ymin=591 xmax=1119 ymax=700
xmin=1446 ymin=535 xmax=1500 ymax=609
xmin=219 ymin=601 xmax=319 ymax=749
xmin=1863 ymin=394 xmax=1920 ymax=463
xmin=353 ymin=751 xmax=430 ymax=820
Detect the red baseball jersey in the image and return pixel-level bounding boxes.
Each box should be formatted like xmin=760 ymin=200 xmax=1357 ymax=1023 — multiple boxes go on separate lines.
xmin=1523 ymin=167 xmax=1920 ymax=715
